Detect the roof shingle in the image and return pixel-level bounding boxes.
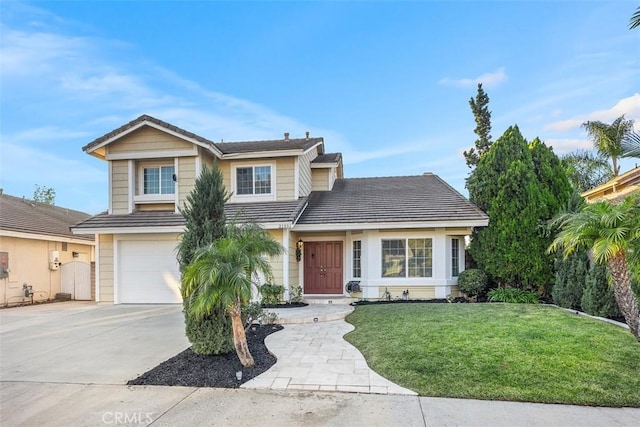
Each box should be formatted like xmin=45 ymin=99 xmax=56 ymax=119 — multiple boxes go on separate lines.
xmin=0 ymin=193 xmax=94 ymax=241
xmin=297 ymin=174 xmax=488 ymax=225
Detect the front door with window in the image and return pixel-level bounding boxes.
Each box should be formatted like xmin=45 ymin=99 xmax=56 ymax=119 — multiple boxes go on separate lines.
xmin=303 ymin=241 xmax=343 ymax=294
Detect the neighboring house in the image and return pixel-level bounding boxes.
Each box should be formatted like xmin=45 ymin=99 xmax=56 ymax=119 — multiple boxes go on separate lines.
xmin=72 ymin=115 xmax=488 ymax=304
xmin=581 ymin=166 xmax=640 ymax=203
xmin=0 ymin=191 xmax=95 ymax=306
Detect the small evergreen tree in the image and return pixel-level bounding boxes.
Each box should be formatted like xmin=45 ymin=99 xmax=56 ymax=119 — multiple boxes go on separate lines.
xmin=463 ymin=83 xmax=493 ymax=168
xmin=33 ymin=185 xmax=56 ymax=205
xmin=581 ymin=263 xmax=621 ymax=319
xmin=178 ymin=164 xmax=233 ymax=355
xmin=552 ymin=251 xmax=587 ymax=310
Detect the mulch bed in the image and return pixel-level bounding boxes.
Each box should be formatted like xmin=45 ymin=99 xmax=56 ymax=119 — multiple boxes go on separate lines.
xmin=261 ymin=302 xmax=308 ymax=309
xmin=127 ymin=324 xmax=283 ymax=388
xmin=352 ymin=297 xmax=468 ymax=305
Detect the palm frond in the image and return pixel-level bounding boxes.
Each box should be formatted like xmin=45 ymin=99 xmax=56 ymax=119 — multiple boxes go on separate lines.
xmin=630 ymin=6 xmax=640 ymax=29
xmin=621 ymin=132 xmax=640 ymax=158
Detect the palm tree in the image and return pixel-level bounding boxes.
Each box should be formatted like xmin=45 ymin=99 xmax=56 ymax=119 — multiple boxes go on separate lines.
xmin=582 ymin=116 xmax=634 ymax=176
xmin=549 ymin=193 xmax=640 ymax=341
xmin=630 ymin=6 xmax=640 ymax=29
xmin=562 ymin=150 xmax=613 ymax=193
xmin=621 ymin=132 xmax=640 ymax=159
xmin=182 ymin=223 xmax=284 ymax=367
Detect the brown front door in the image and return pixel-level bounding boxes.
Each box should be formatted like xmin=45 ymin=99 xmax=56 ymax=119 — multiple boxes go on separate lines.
xmin=303 ymin=241 xmax=343 ymax=294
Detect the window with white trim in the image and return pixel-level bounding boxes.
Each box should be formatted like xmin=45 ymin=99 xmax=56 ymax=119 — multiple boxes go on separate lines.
xmin=451 ymin=238 xmax=460 ymax=277
xmin=236 ymin=166 xmax=272 ymax=195
xmin=381 ymin=238 xmax=432 ymax=278
xmin=143 ymin=165 xmax=175 ymax=195
xmin=353 ymin=240 xmax=362 ymax=278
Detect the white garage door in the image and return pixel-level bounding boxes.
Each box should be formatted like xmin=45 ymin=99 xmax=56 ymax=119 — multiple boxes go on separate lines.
xmin=118 ymin=240 xmax=182 ymax=304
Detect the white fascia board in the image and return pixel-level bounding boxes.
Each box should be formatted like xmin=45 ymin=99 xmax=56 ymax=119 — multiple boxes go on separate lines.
xmin=221 ymin=150 xmax=303 ymax=159
xmin=70 ymin=226 xmax=185 ymax=235
xmin=1 ymin=229 xmax=95 ymax=245
xmin=292 ymin=219 xmax=489 ymax=232
xmin=310 ymin=162 xmax=338 ymax=169
xmin=106 ymin=148 xmax=198 ymax=160
xmin=85 ymin=120 xmax=222 ymax=157
xmin=259 ymin=222 xmax=294 ymax=230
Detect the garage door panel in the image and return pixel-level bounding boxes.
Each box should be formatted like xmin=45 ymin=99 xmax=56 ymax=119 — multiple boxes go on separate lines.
xmin=118 ymin=240 xmax=182 ymax=304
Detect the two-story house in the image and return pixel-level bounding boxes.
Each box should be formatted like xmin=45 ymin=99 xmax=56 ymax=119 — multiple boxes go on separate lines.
xmin=72 ymin=115 xmax=488 ymax=304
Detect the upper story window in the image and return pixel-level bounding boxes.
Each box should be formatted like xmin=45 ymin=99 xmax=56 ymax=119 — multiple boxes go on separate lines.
xmin=381 ymin=238 xmax=432 ymax=278
xmin=236 ymin=165 xmax=272 ymax=195
xmin=143 ymin=165 xmax=175 ymax=195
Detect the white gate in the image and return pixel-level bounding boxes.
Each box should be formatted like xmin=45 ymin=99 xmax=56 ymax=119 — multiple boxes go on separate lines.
xmin=61 ymin=261 xmax=92 ymax=300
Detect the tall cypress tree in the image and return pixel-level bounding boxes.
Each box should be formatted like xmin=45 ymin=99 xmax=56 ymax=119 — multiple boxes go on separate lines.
xmin=178 ymin=163 xmax=234 ymax=355
xmin=464 ymin=83 xmax=493 ymax=168
xmin=467 ymin=126 xmax=570 ymax=292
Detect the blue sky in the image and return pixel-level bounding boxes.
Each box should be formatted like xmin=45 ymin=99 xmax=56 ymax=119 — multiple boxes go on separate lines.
xmin=1 ymin=1 xmax=638 ymax=214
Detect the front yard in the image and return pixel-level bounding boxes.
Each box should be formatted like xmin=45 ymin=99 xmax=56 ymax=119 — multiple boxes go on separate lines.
xmin=344 ymin=303 xmax=640 ymax=407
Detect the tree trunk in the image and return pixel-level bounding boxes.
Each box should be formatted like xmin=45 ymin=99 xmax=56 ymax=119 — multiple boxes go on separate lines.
xmin=230 ymin=302 xmax=255 ymax=367
xmin=607 ymin=253 xmax=640 ymax=341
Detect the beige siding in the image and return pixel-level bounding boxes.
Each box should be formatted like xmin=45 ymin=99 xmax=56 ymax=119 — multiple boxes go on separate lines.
xmin=138 ymin=204 xmax=175 ymax=211
xmin=267 ymin=230 xmax=283 ymax=285
xmin=178 ymin=157 xmax=196 ymax=208
xmin=218 ymin=160 xmax=232 ymax=194
xmin=276 ymin=158 xmax=295 ymax=200
xmin=0 ymin=237 xmax=94 ymax=305
xmin=311 ymin=168 xmax=330 ymax=191
xmin=99 ymin=235 xmax=114 ymax=303
xmin=107 ymin=126 xmax=194 ymax=154
xmin=111 ymin=160 xmax=129 ymax=214
xmin=378 ymin=286 xmax=436 ymax=300
xmin=298 ymin=149 xmax=317 ymax=197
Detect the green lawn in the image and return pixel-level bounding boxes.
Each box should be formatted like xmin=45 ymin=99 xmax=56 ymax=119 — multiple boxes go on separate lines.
xmin=344 ymin=303 xmax=640 ymax=407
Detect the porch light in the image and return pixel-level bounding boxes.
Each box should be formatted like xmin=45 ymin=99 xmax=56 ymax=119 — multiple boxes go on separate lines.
xmin=296 ymin=239 xmax=303 ymax=262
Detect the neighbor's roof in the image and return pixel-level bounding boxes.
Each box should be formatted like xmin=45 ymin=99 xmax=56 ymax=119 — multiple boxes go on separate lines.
xmin=581 ymin=166 xmax=640 ymax=202
xmin=83 ymin=114 xmax=324 ymax=156
xmin=0 ymin=192 xmax=94 ymax=242
xmin=296 ymin=174 xmax=489 ymax=225
xmin=72 ymin=199 xmax=309 ymax=231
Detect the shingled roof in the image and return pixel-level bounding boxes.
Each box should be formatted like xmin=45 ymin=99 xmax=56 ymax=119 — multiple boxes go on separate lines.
xmin=312 ymin=153 xmax=342 ymax=164
xmin=0 ymin=192 xmax=94 ymax=241
xmin=72 ymin=199 xmax=309 ymax=231
xmin=217 ymin=138 xmax=323 ymax=155
xmin=82 ymin=114 xmax=324 ymax=157
xmin=297 ymin=174 xmax=488 ymax=225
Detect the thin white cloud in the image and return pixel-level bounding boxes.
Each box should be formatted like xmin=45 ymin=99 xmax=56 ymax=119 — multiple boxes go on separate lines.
xmin=438 ymin=67 xmax=507 ymax=88
xmin=544 ymin=138 xmax=593 ymax=155
xmin=544 ymin=93 xmax=640 ymax=132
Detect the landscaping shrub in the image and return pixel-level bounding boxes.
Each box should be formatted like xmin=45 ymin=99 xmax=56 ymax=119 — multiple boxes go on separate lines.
xmin=184 ymin=301 xmax=233 ymax=355
xmin=289 ymin=285 xmax=303 ymax=303
xmin=260 ymin=283 xmax=284 ymax=305
xmin=581 ymin=263 xmax=621 ymax=319
xmin=488 ymin=287 xmax=539 ymax=304
xmin=457 ymin=268 xmax=488 ymax=298
xmin=552 ymin=251 xmax=587 ymax=310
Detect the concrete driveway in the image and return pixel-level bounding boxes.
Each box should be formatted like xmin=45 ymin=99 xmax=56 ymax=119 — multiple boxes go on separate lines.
xmin=0 ymin=302 xmax=188 ymax=384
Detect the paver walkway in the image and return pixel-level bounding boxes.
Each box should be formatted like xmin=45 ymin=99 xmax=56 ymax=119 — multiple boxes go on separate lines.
xmin=242 ymin=305 xmax=416 ymax=395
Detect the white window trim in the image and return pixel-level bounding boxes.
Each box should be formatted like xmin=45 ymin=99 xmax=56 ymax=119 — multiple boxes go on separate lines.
xmin=381 ymin=237 xmax=433 ymax=279
xmin=230 ymin=162 xmax=276 ymax=202
xmin=135 ymin=160 xmax=176 ymax=203
xmin=352 ymin=240 xmax=362 ymax=278
xmin=451 ymin=238 xmax=460 ymax=278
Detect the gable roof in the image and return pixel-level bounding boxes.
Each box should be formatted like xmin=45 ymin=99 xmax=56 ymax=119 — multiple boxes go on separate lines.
xmin=83 ymin=114 xmax=324 ymax=159
xmin=296 ymin=174 xmax=488 ymax=227
xmin=0 ymin=192 xmax=94 ymax=242
xmin=83 ymin=114 xmax=219 ymax=154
